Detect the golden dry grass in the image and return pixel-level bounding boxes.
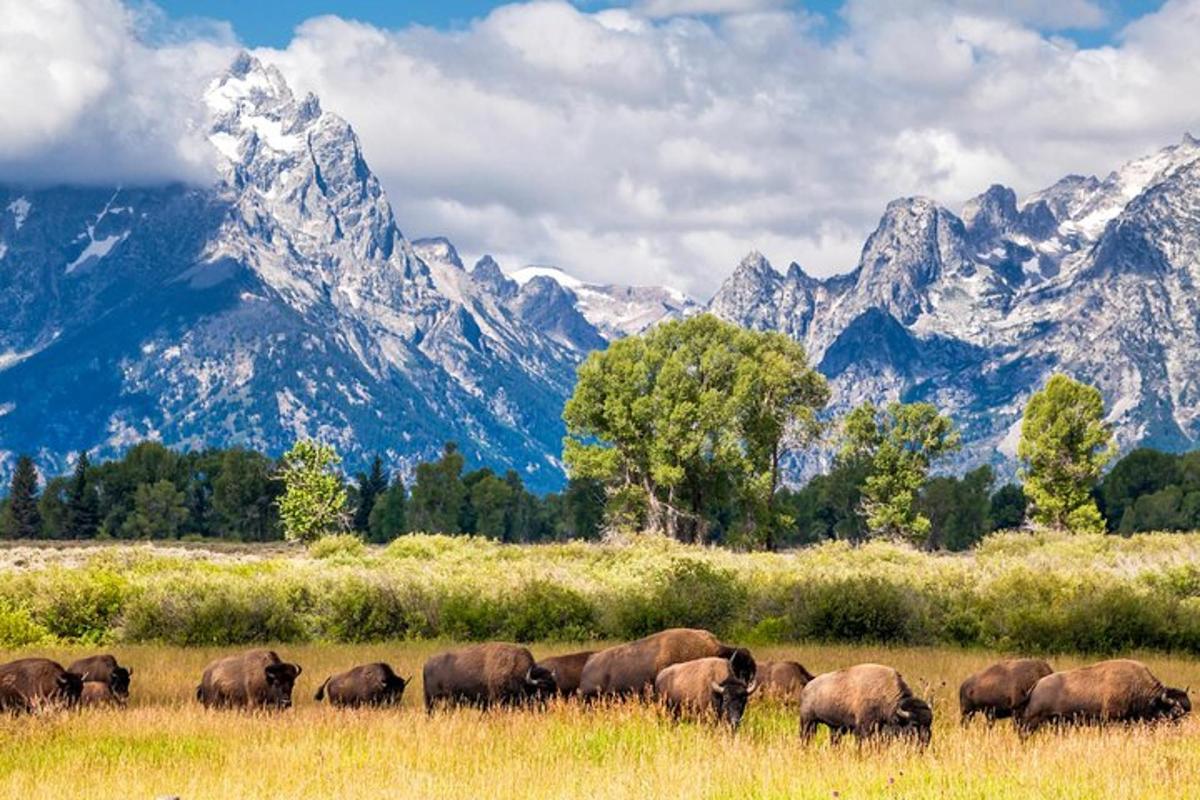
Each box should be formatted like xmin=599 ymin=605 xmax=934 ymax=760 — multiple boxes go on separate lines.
xmin=1 ymin=642 xmax=1199 ymax=799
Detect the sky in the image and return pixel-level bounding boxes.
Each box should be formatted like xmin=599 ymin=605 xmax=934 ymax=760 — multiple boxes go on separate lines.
xmin=2 ymin=0 xmax=1198 ymax=296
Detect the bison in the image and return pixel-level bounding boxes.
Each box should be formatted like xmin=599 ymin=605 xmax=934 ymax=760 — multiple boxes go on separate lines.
xmin=535 ymin=651 xmax=595 ymax=697
xmin=578 ymin=628 xmax=755 ymax=700
xmin=67 ymin=654 xmax=132 ymax=700
xmin=799 ymin=663 xmax=933 ymax=745
xmin=1017 ymin=659 xmax=1190 ymax=735
xmin=756 ymin=660 xmax=814 ymax=704
xmin=654 ymin=656 xmax=758 ymax=729
xmin=315 ymin=662 xmax=410 ymax=708
xmin=81 ymin=680 xmax=126 ymax=708
xmin=196 ymin=649 xmax=302 ymax=710
xmin=0 ymin=658 xmax=83 ymax=712
xmin=0 ymin=682 xmax=31 ymax=715
xmin=959 ymin=658 xmax=1052 ymax=725
xmin=423 ymin=643 xmax=556 ymax=711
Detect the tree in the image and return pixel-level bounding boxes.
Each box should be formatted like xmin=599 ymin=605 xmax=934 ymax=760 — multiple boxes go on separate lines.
xmin=38 ymin=477 xmax=71 ymax=539
xmin=64 ymin=452 xmax=99 ymax=539
xmin=469 ymin=471 xmax=514 ymax=540
xmin=276 ymin=440 xmax=349 ymax=544
xmin=842 ymin=402 xmax=960 ymax=545
xmin=212 ymin=448 xmax=279 ymax=541
xmin=122 ymin=480 xmax=189 ymax=539
xmin=2 ymin=455 xmax=42 ymax=539
xmin=407 ymin=443 xmax=466 ymax=533
xmin=353 ymin=455 xmax=388 ymax=534
xmin=917 ymin=465 xmax=993 ymax=551
xmin=1098 ymin=448 xmax=1179 ymax=531
xmin=1018 ymin=374 xmax=1114 ymax=531
xmin=563 ymin=314 xmax=827 ymax=545
xmin=989 ymin=483 xmax=1028 ymax=531
xmin=367 ymin=477 xmax=407 ymax=543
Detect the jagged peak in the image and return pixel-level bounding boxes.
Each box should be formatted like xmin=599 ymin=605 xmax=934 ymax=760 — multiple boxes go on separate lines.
xmin=471 ymin=255 xmax=508 ymax=286
xmin=207 ymin=52 xmax=295 ymax=113
xmin=413 ymin=237 xmax=464 ymax=269
xmin=1184 ymin=132 xmax=1200 ymax=147
xmin=732 ymin=250 xmax=779 ymax=281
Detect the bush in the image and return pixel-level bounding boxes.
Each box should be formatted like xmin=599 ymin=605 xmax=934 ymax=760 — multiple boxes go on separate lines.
xmin=0 ymin=604 xmax=51 ymax=647
xmin=319 ymin=574 xmax=428 ymax=641
xmin=613 ymin=559 xmax=745 ymax=638
xmin=787 ymin=576 xmax=929 ymax=644
xmin=308 ymin=533 xmax=367 ymax=561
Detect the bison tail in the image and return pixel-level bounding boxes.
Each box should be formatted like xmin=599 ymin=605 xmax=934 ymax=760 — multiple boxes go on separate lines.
xmin=314 ymin=678 xmax=330 ymax=702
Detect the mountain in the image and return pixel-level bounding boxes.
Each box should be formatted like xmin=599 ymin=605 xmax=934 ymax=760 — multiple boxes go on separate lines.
xmin=0 ymin=53 xmax=685 ymax=492
xmin=708 ymin=133 xmax=1200 ymax=478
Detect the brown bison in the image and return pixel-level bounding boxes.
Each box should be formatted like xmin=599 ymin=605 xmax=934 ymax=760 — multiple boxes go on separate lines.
xmin=423 ymin=643 xmax=556 ymax=711
xmin=535 ymin=651 xmax=596 ymax=697
xmin=315 ymin=662 xmax=410 ymax=707
xmin=196 ymin=649 xmax=302 ymax=710
xmin=1017 ymin=659 xmax=1190 ymax=735
xmin=756 ymin=660 xmax=814 ymax=704
xmin=578 ymin=628 xmax=755 ymax=700
xmin=81 ymin=681 xmax=126 ymax=708
xmin=799 ymin=663 xmax=933 ymax=745
xmin=68 ymin=654 xmax=132 ymax=699
xmin=959 ymin=658 xmax=1052 ymax=724
xmin=0 ymin=658 xmax=84 ymax=712
xmin=0 ymin=681 xmax=31 ymax=714
xmin=654 ymin=656 xmax=758 ymax=729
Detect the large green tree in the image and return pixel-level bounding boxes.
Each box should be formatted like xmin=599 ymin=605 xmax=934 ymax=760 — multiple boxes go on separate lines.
xmin=276 ymin=440 xmax=349 ymax=544
xmin=1018 ymin=374 xmax=1114 ymax=531
xmin=917 ymin=465 xmax=993 ymax=551
xmin=2 ymin=455 xmax=42 ymax=539
xmin=64 ymin=452 xmax=100 ymax=539
xmin=212 ymin=448 xmax=279 ymax=541
xmin=563 ymin=314 xmax=827 ymax=546
xmin=842 ymin=401 xmax=960 ymax=544
xmin=123 ymin=479 xmax=189 ymax=539
xmin=367 ymin=477 xmax=407 ymax=543
xmin=353 ymin=455 xmax=388 ymax=534
xmin=407 ymin=443 xmax=467 ymax=533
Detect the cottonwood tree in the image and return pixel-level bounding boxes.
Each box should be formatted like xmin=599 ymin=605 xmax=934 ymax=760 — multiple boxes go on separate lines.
xmin=1018 ymin=374 xmax=1114 ymax=532
xmin=277 ymin=440 xmax=349 ymax=544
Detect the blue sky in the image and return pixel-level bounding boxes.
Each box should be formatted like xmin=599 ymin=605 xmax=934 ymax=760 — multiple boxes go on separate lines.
xmin=155 ymin=0 xmax=1163 ymax=47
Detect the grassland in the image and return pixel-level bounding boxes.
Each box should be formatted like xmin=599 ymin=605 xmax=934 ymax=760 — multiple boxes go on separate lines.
xmin=2 ymin=641 xmax=1200 ymax=799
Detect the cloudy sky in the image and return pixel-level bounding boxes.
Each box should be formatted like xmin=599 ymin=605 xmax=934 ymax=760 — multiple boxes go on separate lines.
xmin=2 ymin=0 xmax=1198 ymax=296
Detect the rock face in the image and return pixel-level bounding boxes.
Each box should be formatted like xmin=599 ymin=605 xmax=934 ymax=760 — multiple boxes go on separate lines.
xmin=708 ymin=134 xmax=1200 ymax=478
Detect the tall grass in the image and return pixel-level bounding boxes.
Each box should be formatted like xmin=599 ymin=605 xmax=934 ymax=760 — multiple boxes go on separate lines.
xmin=5 ymin=532 xmax=1200 ymax=654
xmin=2 ymin=642 xmax=1200 ymax=799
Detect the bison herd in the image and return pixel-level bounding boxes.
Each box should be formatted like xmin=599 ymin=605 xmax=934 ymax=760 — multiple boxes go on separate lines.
xmin=0 ymin=628 xmax=1193 ymax=745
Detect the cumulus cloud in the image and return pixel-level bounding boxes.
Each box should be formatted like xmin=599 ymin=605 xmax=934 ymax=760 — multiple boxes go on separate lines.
xmin=4 ymin=0 xmax=1200 ymax=296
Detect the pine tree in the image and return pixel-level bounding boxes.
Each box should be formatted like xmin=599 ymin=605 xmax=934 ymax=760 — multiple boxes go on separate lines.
xmin=64 ymin=452 xmax=100 ymax=539
xmin=3 ymin=455 xmax=42 ymax=539
xmin=353 ymin=455 xmax=388 ymax=533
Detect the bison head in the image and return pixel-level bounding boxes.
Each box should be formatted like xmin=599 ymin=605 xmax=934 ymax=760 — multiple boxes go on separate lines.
xmin=110 ymin=666 xmax=132 ymax=698
xmin=1155 ymin=687 xmax=1191 ymax=721
xmin=728 ymin=649 xmax=757 ymax=684
xmin=264 ymin=662 xmax=302 ymax=709
xmin=524 ymin=665 xmax=557 ymax=701
xmin=57 ymin=672 xmax=85 ymax=707
xmin=381 ymin=673 xmax=410 ymax=705
xmin=893 ymin=696 xmax=933 ymax=745
xmin=710 ymin=678 xmax=757 ymax=730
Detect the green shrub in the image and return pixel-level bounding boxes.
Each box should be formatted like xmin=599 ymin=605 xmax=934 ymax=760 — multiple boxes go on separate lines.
xmin=614 ymin=559 xmax=746 ymax=638
xmin=501 ymin=581 xmax=598 ymax=642
xmin=786 ymin=575 xmax=929 ymax=644
xmin=30 ymin=568 xmax=128 ymax=643
xmin=0 ymin=604 xmax=51 ymax=647
xmin=308 ymin=533 xmax=368 ymax=561
xmin=319 ymin=575 xmax=429 ymax=641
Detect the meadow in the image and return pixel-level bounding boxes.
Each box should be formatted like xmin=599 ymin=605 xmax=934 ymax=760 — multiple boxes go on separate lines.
xmin=2 ymin=641 xmax=1200 ymax=799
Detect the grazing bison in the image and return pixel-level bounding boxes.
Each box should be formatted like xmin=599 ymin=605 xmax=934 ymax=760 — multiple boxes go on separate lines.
xmin=959 ymin=658 xmax=1052 ymax=725
xmin=654 ymin=656 xmax=758 ymax=729
xmin=578 ymin=628 xmax=755 ymax=699
xmin=535 ymin=651 xmax=596 ymax=697
xmin=0 ymin=658 xmax=83 ymax=712
xmin=756 ymin=660 xmax=815 ymax=704
xmin=423 ymin=643 xmax=556 ymax=711
xmin=315 ymin=663 xmax=409 ymax=707
xmin=1018 ymin=659 xmax=1190 ymax=735
xmin=196 ymin=649 xmax=302 ymax=710
xmin=0 ymin=682 xmax=31 ymax=715
xmin=68 ymin=654 xmax=132 ymax=699
xmin=81 ymin=681 xmax=126 ymax=708
xmin=799 ymin=663 xmax=933 ymax=745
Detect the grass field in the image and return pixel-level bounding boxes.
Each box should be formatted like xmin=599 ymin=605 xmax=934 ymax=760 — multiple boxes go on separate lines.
xmin=2 ymin=641 xmax=1200 ymax=799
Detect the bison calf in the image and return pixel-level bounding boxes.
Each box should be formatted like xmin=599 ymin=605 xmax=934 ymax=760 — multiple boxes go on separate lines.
xmin=0 ymin=658 xmax=83 ymax=713
xmin=799 ymin=663 xmax=933 ymax=745
xmin=959 ymin=658 xmax=1052 ymax=725
xmin=315 ymin=663 xmax=409 ymax=708
xmin=68 ymin=654 xmax=132 ymax=700
xmin=579 ymin=628 xmax=755 ymax=700
xmin=655 ymin=656 xmax=758 ymax=729
xmin=81 ymin=681 xmax=126 ymax=708
xmin=756 ymin=660 xmax=814 ymax=704
xmin=197 ymin=649 xmax=302 ymax=710
xmin=423 ymin=643 xmax=556 ymax=711
xmin=1018 ymin=659 xmax=1190 ymax=735
xmin=536 ymin=651 xmax=595 ymax=697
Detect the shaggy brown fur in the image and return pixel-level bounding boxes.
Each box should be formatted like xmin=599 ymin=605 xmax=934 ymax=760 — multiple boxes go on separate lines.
xmin=196 ymin=649 xmax=302 ymax=710
xmin=578 ymin=628 xmax=755 ymax=699
xmin=1018 ymin=659 xmax=1190 ymax=735
xmin=536 ymin=651 xmax=596 ymax=697
xmin=654 ymin=656 xmax=757 ymax=729
xmin=756 ymin=660 xmax=814 ymax=704
xmin=959 ymin=658 xmax=1052 ymax=724
xmin=423 ymin=643 xmax=556 ymax=711
xmin=0 ymin=658 xmax=83 ymax=712
xmin=81 ymin=681 xmax=126 ymax=708
xmin=315 ymin=663 xmax=409 ymax=707
xmin=68 ymin=654 xmax=132 ymax=698
xmin=799 ymin=663 xmax=933 ymax=745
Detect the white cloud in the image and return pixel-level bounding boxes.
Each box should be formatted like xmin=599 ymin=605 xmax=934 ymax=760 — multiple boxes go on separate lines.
xmin=3 ymin=0 xmax=1200 ymax=298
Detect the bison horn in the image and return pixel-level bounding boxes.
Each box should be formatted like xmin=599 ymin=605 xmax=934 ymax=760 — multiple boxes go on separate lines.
xmin=711 ymin=681 xmax=726 ymax=695
xmin=896 ymin=705 xmax=913 ymax=720
xmin=746 ymin=681 xmax=758 ymax=696
xmin=525 ymin=667 xmax=539 ymax=686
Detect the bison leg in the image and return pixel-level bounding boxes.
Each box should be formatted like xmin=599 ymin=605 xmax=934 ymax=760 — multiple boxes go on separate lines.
xmin=799 ymin=716 xmax=819 ymax=742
